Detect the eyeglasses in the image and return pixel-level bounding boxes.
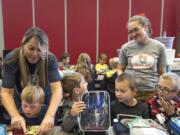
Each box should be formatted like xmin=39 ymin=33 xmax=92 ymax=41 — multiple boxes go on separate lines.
xmin=155 ymin=84 xmax=176 ymax=94
xmin=128 ymin=26 xmax=142 ymax=35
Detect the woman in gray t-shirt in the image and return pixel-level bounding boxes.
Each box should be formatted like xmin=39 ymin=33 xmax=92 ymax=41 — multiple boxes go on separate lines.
xmin=119 ymin=15 xmax=167 ymax=101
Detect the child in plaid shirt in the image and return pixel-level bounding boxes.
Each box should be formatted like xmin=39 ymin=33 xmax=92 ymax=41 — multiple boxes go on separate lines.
xmin=147 ymin=72 xmax=180 ymax=124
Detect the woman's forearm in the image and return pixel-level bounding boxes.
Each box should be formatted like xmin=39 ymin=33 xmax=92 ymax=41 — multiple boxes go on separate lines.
xmin=0 ymin=87 xmax=20 ymax=118
xmin=46 ymin=81 xmax=62 ymax=117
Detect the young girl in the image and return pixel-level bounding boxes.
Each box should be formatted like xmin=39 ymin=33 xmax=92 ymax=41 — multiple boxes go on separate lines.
xmin=111 ymin=73 xmax=150 ymax=122
xmin=58 ymin=52 xmax=70 ymax=71
xmin=76 ymin=53 xmax=96 ymax=90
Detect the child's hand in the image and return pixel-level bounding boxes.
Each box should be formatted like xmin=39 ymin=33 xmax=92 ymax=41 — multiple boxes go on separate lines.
xmin=70 ymin=101 xmax=86 ymax=116
xmin=159 ymin=97 xmax=175 ymax=116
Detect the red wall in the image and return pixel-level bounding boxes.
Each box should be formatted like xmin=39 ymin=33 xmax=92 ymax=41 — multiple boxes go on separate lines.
xmin=35 ymin=0 xmax=65 ymax=58
xmin=99 ymin=0 xmax=129 ymax=60
xmin=131 ymin=0 xmax=162 ymax=37
xmin=2 ymin=0 xmax=179 ymax=64
xmin=2 ymin=0 xmax=32 ymax=50
xmin=67 ymin=0 xmax=97 ymax=63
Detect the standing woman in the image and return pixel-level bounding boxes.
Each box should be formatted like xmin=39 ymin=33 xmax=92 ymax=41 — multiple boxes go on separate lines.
xmin=0 ymin=27 xmax=63 ymax=134
xmin=119 ymin=15 xmax=167 ymax=101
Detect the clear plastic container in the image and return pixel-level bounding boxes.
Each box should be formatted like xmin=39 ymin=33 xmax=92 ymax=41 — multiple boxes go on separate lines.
xmin=155 ymin=37 xmax=175 ymax=49
xmin=79 ymin=91 xmax=110 ymax=132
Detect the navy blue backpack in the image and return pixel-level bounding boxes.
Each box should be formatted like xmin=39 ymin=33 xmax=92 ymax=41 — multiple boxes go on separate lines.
xmin=167 ymin=117 xmax=180 ymax=135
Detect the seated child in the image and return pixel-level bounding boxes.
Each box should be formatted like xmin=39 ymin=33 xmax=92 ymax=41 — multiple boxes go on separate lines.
xmin=61 ymin=72 xmax=87 ymax=133
xmin=19 ymin=85 xmax=48 ymax=125
xmin=111 ymin=73 xmax=150 ymax=123
xmin=58 ymin=52 xmax=70 ymax=71
xmin=54 ymin=91 xmax=70 ymax=125
xmin=61 ymin=72 xmax=104 ymax=135
xmin=95 ymin=53 xmax=109 ymax=74
xmin=147 ymin=72 xmax=180 ymax=124
xmin=61 ymin=72 xmax=106 ymax=135
xmin=103 ymin=57 xmax=119 ymax=101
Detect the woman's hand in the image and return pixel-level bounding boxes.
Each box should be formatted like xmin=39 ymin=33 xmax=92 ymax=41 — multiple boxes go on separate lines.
xmin=38 ymin=114 xmax=54 ymax=135
xmin=70 ymin=101 xmax=86 ymax=116
xmin=11 ymin=115 xmax=26 ymax=133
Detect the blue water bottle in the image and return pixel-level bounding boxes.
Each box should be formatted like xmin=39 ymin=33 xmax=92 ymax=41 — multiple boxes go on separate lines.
xmin=0 ymin=124 xmax=6 ymax=135
xmin=112 ymin=118 xmax=129 ymax=135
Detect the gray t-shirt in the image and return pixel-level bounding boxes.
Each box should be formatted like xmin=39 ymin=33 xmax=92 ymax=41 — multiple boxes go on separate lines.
xmin=119 ymin=38 xmax=167 ymax=91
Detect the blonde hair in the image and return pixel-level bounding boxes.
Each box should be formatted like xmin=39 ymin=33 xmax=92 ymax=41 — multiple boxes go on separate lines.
xmin=109 ymin=57 xmax=119 ymax=69
xmin=159 ymin=72 xmax=180 ymax=90
xmin=21 ymin=85 xmax=45 ymax=104
xmin=98 ymin=53 xmax=107 ymax=61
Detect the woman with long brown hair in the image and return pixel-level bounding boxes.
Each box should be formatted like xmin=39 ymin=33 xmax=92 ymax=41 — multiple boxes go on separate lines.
xmin=0 ymin=27 xmax=63 ymax=134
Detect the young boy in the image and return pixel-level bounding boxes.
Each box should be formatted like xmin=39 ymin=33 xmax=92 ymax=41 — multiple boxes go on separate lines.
xmin=95 ymin=53 xmax=109 ymax=74
xmin=103 ymin=57 xmax=119 ymax=101
xmin=61 ymin=72 xmax=107 ymax=135
xmin=61 ymin=72 xmax=87 ymax=133
xmin=19 ymin=85 xmax=48 ymax=125
xmin=58 ymin=52 xmax=70 ymax=71
xmin=111 ymin=73 xmax=150 ymax=122
xmin=147 ymin=72 xmax=180 ymax=124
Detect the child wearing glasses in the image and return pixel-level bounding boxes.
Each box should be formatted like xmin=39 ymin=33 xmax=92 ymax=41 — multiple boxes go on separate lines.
xmin=19 ymin=85 xmax=48 ymax=125
xmin=111 ymin=72 xmax=150 ymax=123
xmin=147 ymin=72 xmax=180 ymax=123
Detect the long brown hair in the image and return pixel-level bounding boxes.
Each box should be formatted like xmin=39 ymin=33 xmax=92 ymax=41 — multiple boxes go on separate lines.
xmin=4 ymin=27 xmax=49 ymax=88
xmin=76 ymin=53 xmax=93 ymax=83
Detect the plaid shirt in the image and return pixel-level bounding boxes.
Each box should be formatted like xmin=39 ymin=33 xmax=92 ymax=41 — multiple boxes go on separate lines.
xmin=147 ymin=95 xmax=180 ymax=120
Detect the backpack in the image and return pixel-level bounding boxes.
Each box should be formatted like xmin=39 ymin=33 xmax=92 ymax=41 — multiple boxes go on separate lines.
xmin=167 ymin=117 xmax=180 ymax=135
